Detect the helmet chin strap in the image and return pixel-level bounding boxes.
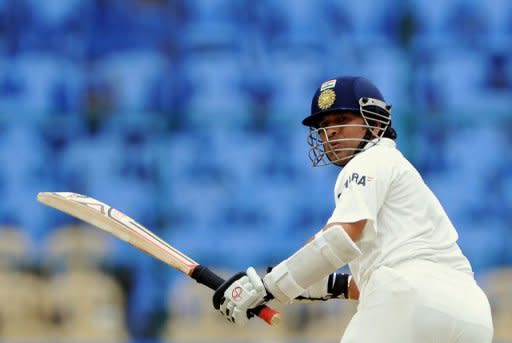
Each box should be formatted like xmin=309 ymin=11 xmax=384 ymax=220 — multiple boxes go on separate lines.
xmin=356 ymin=129 xmax=374 ymax=152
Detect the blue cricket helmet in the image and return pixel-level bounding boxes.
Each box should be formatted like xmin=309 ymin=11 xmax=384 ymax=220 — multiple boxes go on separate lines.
xmin=302 ymin=76 xmax=389 ymax=127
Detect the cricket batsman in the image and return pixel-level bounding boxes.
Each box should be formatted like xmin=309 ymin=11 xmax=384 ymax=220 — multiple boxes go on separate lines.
xmin=211 ymin=76 xmax=494 ymax=342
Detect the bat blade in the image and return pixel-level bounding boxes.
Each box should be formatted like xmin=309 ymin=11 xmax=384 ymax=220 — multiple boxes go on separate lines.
xmin=37 ymin=192 xmax=280 ymax=326
xmin=37 ymin=191 xmax=197 ymax=274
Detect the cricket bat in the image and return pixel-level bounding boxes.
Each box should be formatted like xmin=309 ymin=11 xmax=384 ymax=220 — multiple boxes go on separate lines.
xmin=37 ymin=192 xmax=280 ymax=326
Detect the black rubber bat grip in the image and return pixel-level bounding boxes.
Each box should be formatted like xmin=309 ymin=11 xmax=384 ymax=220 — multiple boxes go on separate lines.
xmin=190 ymin=265 xmax=225 ymax=290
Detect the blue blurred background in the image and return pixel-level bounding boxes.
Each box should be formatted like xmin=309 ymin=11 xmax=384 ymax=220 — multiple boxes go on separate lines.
xmin=0 ymin=0 xmax=511 ymax=342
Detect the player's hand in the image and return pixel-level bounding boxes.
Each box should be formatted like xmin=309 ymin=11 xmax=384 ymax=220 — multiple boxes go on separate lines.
xmin=212 ymin=267 xmax=271 ymax=326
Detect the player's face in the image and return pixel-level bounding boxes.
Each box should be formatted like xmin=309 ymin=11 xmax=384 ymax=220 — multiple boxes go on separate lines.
xmin=316 ymin=112 xmax=367 ymax=166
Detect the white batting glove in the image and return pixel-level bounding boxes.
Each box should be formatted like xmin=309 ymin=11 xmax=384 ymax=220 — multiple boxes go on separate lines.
xmin=212 ymin=267 xmax=268 ymax=326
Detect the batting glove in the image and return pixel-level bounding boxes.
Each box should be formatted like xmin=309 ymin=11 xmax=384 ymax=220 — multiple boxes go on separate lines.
xmin=212 ymin=267 xmax=271 ymax=326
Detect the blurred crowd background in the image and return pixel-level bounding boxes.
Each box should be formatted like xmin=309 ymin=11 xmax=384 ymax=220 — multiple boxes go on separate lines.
xmin=0 ymin=0 xmax=511 ymax=342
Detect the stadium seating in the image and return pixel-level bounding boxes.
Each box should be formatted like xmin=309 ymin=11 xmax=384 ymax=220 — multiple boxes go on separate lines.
xmin=0 ymin=0 xmax=510 ymax=340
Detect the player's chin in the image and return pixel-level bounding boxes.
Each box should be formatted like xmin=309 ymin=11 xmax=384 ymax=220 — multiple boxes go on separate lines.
xmin=333 ymin=159 xmax=349 ymax=167
xmin=327 ymin=153 xmax=349 ymax=167
xmin=330 ymin=151 xmax=357 ymax=167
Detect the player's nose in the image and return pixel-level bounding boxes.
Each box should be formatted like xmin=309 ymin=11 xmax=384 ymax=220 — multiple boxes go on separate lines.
xmin=326 ymin=126 xmax=339 ymax=138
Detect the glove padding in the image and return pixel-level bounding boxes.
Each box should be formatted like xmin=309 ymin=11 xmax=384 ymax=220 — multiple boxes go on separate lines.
xmin=212 ymin=267 xmax=269 ymax=326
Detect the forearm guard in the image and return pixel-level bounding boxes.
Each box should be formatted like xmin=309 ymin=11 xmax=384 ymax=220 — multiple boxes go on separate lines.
xmin=293 ymin=273 xmax=350 ymax=303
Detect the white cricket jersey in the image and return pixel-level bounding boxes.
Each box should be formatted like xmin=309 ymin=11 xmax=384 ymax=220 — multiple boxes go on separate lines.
xmin=327 ymin=138 xmax=473 ymax=289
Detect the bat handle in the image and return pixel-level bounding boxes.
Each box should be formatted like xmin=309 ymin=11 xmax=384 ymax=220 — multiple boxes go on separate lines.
xmin=190 ymin=265 xmax=281 ymax=326
xmin=251 ymin=304 xmax=281 ymax=326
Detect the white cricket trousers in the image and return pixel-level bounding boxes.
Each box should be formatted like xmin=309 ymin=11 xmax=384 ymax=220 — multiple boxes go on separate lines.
xmin=340 ymin=260 xmax=493 ymax=343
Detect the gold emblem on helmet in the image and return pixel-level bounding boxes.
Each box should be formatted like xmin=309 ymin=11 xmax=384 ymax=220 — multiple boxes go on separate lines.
xmin=317 ymin=89 xmax=336 ymax=110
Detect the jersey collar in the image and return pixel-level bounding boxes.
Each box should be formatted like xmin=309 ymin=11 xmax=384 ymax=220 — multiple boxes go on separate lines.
xmin=363 ymin=137 xmax=396 ymax=151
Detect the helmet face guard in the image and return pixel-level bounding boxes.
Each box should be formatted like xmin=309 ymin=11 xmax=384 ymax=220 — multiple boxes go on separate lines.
xmin=306 ymin=97 xmax=392 ymax=167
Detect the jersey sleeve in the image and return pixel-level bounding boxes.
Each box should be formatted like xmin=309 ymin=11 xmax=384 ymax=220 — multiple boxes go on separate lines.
xmin=327 ymin=151 xmax=393 ymax=229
